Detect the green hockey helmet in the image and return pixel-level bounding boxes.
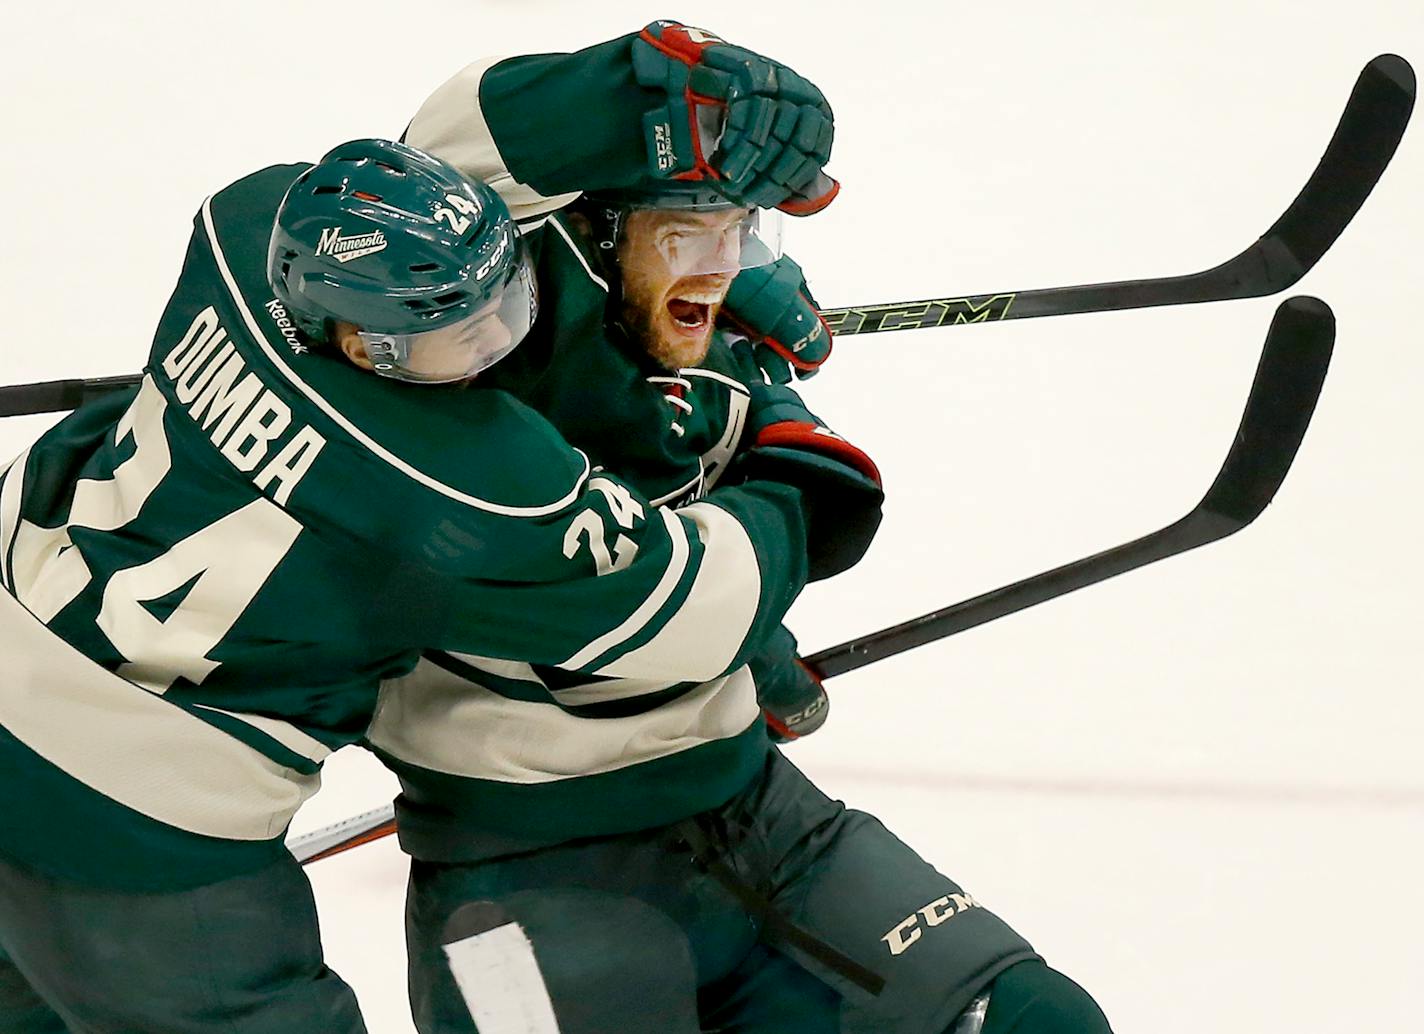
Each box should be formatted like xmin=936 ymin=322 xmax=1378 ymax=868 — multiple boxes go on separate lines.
xmin=268 ymin=139 xmax=537 ymax=384
xmin=580 ymin=179 xmax=784 ymax=278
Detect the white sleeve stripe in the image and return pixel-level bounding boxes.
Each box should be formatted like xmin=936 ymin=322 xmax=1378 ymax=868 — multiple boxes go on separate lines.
xmin=0 ymin=451 xmax=29 ymax=593
xmin=591 ymin=501 xmax=761 ymax=682
xmin=548 ymin=676 xmax=683 ymax=707
xmin=191 ymin=704 xmax=334 ymax=764
xmin=200 ymin=199 xmax=591 ymax=518
xmin=435 ymin=651 xmax=691 ymax=706
xmin=367 ymin=662 xmax=759 ymax=783
xmin=0 ymin=589 xmax=319 ymax=840
xmin=559 ymin=508 xmax=691 ymax=671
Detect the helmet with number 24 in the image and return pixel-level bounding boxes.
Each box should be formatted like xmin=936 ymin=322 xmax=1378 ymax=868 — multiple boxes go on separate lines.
xmin=268 ymin=138 xmax=538 ymax=384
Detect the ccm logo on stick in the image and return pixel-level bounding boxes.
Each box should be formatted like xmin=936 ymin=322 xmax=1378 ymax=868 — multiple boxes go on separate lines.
xmin=880 ymin=892 xmax=982 ymax=956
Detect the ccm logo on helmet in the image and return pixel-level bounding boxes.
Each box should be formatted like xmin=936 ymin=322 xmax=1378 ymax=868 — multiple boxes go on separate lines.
xmin=474 ymin=229 xmax=512 ymax=281
xmin=880 ymin=892 xmax=982 ymax=957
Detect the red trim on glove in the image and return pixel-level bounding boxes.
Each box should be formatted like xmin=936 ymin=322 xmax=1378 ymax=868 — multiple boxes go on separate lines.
xmin=762 ymin=709 xmax=799 ymax=740
xmin=719 ymin=304 xmax=833 ymax=374
xmin=687 ymin=101 xmax=713 ymax=176
xmin=756 ymin=421 xmax=882 ymax=485
xmin=773 ymin=303 xmax=834 ymax=371
xmin=762 ymin=660 xmax=825 ymax=741
xmin=640 ymin=24 xmax=727 ymax=180
xmin=777 ymin=176 xmax=841 ymax=216
xmin=765 ymin=333 xmax=828 ymax=372
xmin=639 ymin=23 xmax=723 ymax=62
xmin=717 ymin=307 xmax=757 ymax=340
xmin=796 ymin=656 xmax=825 ymax=687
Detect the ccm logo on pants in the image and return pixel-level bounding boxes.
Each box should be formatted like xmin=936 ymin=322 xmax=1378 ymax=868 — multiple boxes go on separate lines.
xmin=881 ymin=892 xmax=982 ymax=956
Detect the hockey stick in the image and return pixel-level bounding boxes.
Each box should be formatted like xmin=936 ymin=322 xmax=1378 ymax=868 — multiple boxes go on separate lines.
xmin=1 ymin=374 xmax=144 ymax=418
xmin=288 ymin=804 xmax=396 ymax=864
xmin=805 ymin=295 xmax=1334 ymax=675
xmin=821 ymin=54 xmax=1412 ymax=335
xmin=289 ymin=296 xmax=1335 ymax=864
xmin=0 ymin=58 xmax=1406 ymax=422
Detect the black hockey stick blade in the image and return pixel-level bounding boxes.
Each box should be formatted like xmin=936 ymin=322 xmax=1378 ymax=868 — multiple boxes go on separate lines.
xmin=805 ymin=296 xmax=1335 ymax=679
xmin=0 ymin=374 xmax=142 ymax=418
xmin=822 ymin=56 xmax=1413 ymax=336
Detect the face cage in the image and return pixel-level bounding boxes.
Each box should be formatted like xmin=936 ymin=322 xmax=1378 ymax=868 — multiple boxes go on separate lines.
xmin=359 ymin=251 xmax=538 ymax=385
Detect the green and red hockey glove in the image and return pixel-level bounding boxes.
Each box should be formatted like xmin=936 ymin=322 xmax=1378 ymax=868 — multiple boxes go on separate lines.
xmin=632 ymin=20 xmax=839 ymax=215
xmin=763 ymin=660 xmax=828 ymax=741
xmin=728 ymin=381 xmax=882 ymax=579
xmin=750 ymin=625 xmax=829 ymax=743
xmin=721 ymin=255 xmax=832 ymax=382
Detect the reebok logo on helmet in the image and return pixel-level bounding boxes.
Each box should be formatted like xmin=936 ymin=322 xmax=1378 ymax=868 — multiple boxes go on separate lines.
xmin=315 ymin=226 xmax=388 ymax=264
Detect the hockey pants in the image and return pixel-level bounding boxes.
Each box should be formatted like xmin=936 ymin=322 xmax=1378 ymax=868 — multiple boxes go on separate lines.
xmin=406 ymin=749 xmax=1060 ymax=1033
xmin=0 ymin=849 xmax=366 ymax=1034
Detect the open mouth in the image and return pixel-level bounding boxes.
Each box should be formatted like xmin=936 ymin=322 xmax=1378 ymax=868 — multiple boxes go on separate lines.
xmin=665 ymin=287 xmax=726 ymax=334
xmin=667 ymin=298 xmax=710 ymax=330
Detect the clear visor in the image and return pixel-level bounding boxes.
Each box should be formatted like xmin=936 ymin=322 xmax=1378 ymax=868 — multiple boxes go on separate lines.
xmin=359 ymin=251 xmax=538 ymax=385
xmin=645 ymin=205 xmax=784 ymax=278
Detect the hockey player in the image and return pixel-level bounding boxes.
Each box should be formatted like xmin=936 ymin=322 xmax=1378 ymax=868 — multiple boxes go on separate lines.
xmin=370 ymin=21 xmax=1114 ymax=1034
xmin=0 ymin=136 xmax=846 ymax=1032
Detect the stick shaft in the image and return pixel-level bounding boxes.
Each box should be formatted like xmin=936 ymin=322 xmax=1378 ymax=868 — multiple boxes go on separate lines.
xmin=807 ymin=295 xmax=1334 ymax=678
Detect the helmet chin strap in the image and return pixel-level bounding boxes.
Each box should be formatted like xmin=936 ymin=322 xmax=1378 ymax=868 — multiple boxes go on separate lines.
xmin=578 ymin=198 xmax=628 ymax=284
xmin=569 ymin=197 xmax=639 ymax=345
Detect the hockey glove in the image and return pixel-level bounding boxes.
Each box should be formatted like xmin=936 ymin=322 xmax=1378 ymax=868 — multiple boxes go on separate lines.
xmin=721 ymin=255 xmax=832 ymax=383
xmin=751 ymin=625 xmax=830 ymax=743
xmin=632 ymin=21 xmax=839 ymax=215
xmin=728 ymin=381 xmax=882 ymax=580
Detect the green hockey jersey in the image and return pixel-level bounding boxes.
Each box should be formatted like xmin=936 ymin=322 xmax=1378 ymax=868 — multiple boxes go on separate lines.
xmin=365 ymin=41 xmax=869 ymax=862
xmin=0 ymin=161 xmax=812 ymax=891
xmin=367 ymin=218 xmax=780 ymax=858
xmin=401 ymin=31 xmax=662 ymax=223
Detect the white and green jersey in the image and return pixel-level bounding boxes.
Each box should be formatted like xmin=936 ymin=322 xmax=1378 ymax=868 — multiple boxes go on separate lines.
xmin=365 ymin=49 xmax=850 ymax=862
xmin=368 ymin=295 xmax=778 ymax=860
xmin=0 ymin=163 xmax=811 ymax=891
xmin=403 ymin=31 xmax=683 ymax=222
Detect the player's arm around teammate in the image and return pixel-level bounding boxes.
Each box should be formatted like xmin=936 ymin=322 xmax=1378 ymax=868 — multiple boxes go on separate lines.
xmin=0 ymin=139 xmax=842 ymax=1034
xmin=404 ymin=19 xmax=840 ymax=222
xmin=388 ymin=26 xmax=1109 ymax=1034
xmin=387 ymin=188 xmax=1111 ymax=1034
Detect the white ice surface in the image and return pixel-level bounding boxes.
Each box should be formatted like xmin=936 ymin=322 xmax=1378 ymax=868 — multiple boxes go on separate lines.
xmin=3 ymin=2 xmax=1422 ymax=1032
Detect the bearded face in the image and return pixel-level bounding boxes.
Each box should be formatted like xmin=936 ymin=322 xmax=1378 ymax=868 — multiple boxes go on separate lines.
xmin=614 ymin=208 xmax=745 ymax=370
